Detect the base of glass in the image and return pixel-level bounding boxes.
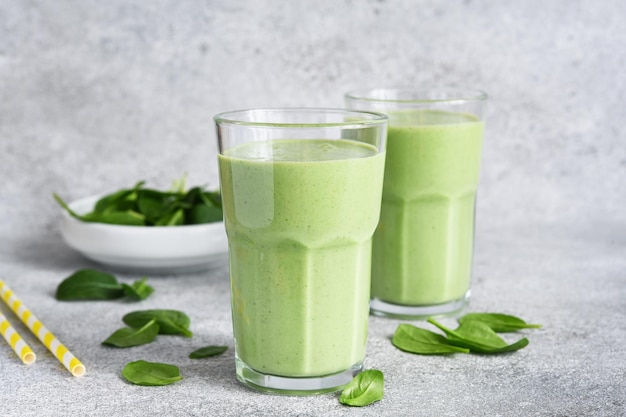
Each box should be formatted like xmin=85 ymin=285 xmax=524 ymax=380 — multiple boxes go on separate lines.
xmin=370 ymin=290 xmax=470 ymax=319
xmin=235 ymin=357 xmax=362 ymax=396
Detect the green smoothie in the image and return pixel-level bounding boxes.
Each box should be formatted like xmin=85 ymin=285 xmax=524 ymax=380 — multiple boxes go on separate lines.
xmin=218 ymin=139 xmax=385 ymax=377
xmin=372 ymin=109 xmax=484 ymax=306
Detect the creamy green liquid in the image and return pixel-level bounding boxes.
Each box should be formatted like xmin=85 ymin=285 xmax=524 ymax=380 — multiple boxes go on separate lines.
xmin=219 ymin=139 xmax=385 ymax=377
xmin=372 ymin=110 xmax=484 ymax=305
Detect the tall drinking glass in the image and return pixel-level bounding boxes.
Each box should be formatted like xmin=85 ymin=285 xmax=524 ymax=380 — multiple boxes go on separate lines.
xmin=214 ymin=108 xmax=388 ymax=395
xmin=345 ymin=89 xmax=487 ymax=319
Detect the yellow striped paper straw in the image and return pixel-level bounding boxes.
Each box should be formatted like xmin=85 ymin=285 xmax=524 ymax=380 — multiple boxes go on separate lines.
xmin=0 ymin=280 xmax=86 ymax=377
xmin=0 ymin=312 xmax=36 ymax=364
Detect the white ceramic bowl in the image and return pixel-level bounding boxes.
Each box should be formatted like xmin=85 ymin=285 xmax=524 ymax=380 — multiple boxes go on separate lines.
xmin=58 ymin=195 xmax=228 ymax=273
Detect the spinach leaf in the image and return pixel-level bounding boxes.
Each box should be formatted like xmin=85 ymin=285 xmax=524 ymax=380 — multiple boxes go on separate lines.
xmin=122 ymin=360 xmax=182 ymax=386
xmin=93 ymin=210 xmax=146 ymax=226
xmin=94 ymin=181 xmax=144 ymax=214
xmin=102 ymin=319 xmax=160 ymax=348
xmin=53 ymin=192 xmax=145 ymax=226
xmin=123 ymin=309 xmax=193 ymax=337
xmin=170 ymin=175 xmax=187 ymax=194
xmin=392 ymin=323 xmax=469 ymax=355
xmin=182 ymin=187 xmax=223 ymax=224
xmin=189 ymin=345 xmax=228 ymax=359
xmin=56 ymin=270 xmax=153 ymax=302
xmin=181 ymin=186 xmax=203 ymax=205
xmin=339 ymin=369 xmax=384 ymax=407
xmin=458 ymin=313 xmax=542 ymax=332
xmin=427 ymin=318 xmax=529 ymax=354
xmin=136 ymin=193 xmax=168 ymax=224
xmin=155 ymin=208 xmax=185 ymax=226
xmin=121 ymin=278 xmax=154 ymax=301
xmin=202 ymin=190 xmax=222 ymax=208
xmin=54 ymin=179 xmax=222 ymax=227
xmin=187 ymin=204 xmax=223 ymax=224
xmin=53 ymin=193 xmax=91 ymax=222
xmin=55 ymin=269 xmax=124 ymax=300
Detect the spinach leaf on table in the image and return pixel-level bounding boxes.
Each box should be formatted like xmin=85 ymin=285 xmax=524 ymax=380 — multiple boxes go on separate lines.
xmin=189 ymin=345 xmax=228 ymax=359
xmin=458 ymin=312 xmax=542 ymax=332
xmin=427 ymin=318 xmax=529 ymax=354
xmin=102 ymin=319 xmax=160 ymax=348
xmin=123 ymin=309 xmax=193 ymax=337
xmin=55 ymin=269 xmax=125 ymax=300
xmin=55 ymin=269 xmax=153 ymax=302
xmin=122 ymin=360 xmax=182 ymax=386
xmin=121 ymin=278 xmax=154 ymax=301
xmin=339 ymin=369 xmax=384 ymax=407
xmin=392 ymin=323 xmax=470 ymax=355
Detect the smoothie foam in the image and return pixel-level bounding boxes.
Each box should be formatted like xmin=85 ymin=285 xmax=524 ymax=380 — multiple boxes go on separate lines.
xmin=372 ymin=110 xmax=484 ymax=306
xmin=219 ymin=139 xmax=384 ymax=377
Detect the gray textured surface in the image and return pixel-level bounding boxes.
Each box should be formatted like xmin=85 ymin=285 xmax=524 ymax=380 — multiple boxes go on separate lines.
xmin=1 ymin=0 xmax=625 ymax=416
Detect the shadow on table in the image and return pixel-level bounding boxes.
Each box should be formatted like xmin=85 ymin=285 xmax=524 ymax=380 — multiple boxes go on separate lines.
xmin=7 ymin=232 xmax=230 ymax=278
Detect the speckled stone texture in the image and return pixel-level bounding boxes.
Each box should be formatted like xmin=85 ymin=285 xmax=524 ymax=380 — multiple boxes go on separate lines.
xmin=0 ymin=1 xmax=624 ymax=416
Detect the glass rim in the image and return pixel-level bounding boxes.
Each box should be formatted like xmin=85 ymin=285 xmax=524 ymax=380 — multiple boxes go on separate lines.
xmin=345 ymin=88 xmax=488 ymax=104
xmin=213 ymin=107 xmax=389 ymax=128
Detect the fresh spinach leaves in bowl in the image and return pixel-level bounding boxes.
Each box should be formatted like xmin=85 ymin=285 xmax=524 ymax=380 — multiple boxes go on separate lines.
xmin=54 ymin=180 xmax=222 ymax=227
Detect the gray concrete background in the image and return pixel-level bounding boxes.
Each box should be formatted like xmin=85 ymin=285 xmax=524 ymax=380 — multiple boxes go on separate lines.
xmin=1 ymin=0 xmax=624 ymax=232
xmin=0 ymin=1 xmax=625 ymax=416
